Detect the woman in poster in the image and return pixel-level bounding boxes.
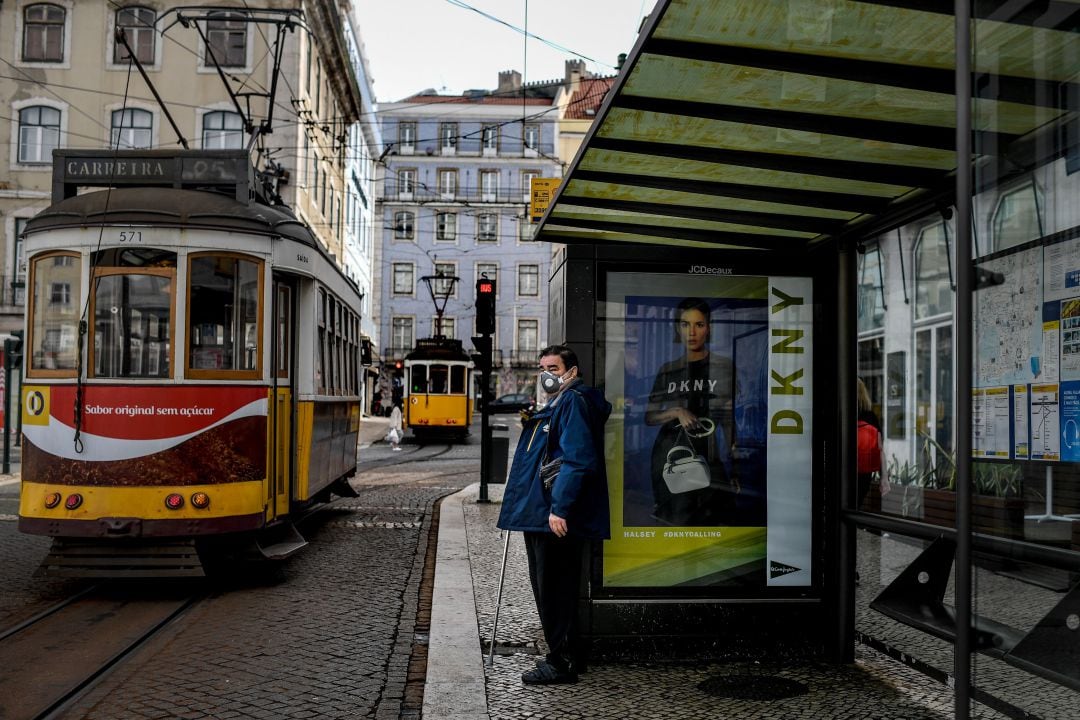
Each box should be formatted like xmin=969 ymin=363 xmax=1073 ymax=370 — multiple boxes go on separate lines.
xmin=645 ymin=298 xmax=737 ymax=525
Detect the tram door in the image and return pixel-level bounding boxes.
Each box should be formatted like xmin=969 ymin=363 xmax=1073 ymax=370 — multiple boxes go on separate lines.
xmin=269 ymin=278 xmax=296 ymax=519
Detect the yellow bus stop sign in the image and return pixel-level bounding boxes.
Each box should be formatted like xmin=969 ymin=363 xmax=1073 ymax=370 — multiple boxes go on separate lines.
xmin=529 ymin=178 xmax=562 ymax=221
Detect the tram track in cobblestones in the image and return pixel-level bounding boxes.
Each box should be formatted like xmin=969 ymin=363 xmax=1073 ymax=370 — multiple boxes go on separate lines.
xmin=357 ymin=442 xmax=457 ymax=472
xmin=0 ymin=582 xmax=204 ymax=720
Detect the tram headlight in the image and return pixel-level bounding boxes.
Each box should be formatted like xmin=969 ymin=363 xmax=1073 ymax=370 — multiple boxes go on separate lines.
xmin=64 ymin=494 xmax=83 ymax=510
xmin=44 ymin=492 xmax=62 ymax=509
xmin=190 ymin=492 xmax=210 ymax=509
xmin=165 ymin=493 xmax=185 ymax=510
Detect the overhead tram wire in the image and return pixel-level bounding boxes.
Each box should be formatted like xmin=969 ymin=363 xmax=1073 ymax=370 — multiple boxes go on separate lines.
xmin=0 ymin=57 xmax=114 ymax=136
xmin=444 ymin=0 xmax=614 ymax=70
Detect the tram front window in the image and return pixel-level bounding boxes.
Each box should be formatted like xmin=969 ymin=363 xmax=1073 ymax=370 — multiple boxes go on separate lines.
xmin=451 ymin=365 xmax=466 ymax=393
xmin=92 ymin=272 xmax=173 ymax=378
xmin=28 ymin=252 xmax=81 ymax=375
xmin=410 ymin=365 xmax=428 ymax=393
xmin=429 ymin=364 xmax=449 ymax=393
xmin=188 ymin=255 xmax=261 ymax=377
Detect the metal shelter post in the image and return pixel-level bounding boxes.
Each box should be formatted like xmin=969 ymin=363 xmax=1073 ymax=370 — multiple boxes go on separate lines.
xmin=836 ymin=243 xmax=857 ymax=663
xmin=954 ymin=1 xmax=974 ymax=716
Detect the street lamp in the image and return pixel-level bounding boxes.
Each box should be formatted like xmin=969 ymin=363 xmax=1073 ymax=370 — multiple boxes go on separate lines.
xmin=420 ymin=269 xmax=459 ymax=338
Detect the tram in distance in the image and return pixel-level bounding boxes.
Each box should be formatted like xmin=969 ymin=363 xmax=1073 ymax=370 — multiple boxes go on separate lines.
xmin=16 ymin=149 xmax=366 ymax=575
xmin=403 ymin=337 xmax=475 ymax=441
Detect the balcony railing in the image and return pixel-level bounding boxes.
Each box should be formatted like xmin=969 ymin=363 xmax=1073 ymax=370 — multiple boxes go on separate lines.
xmin=510 ymin=350 xmax=539 ymax=367
xmin=383 ymin=188 xmax=533 ymax=205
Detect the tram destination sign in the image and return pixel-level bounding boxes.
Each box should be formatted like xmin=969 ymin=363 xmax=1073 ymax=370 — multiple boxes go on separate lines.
xmin=53 ymin=150 xmax=250 ymax=201
xmin=63 ymin=157 xmax=175 ymax=181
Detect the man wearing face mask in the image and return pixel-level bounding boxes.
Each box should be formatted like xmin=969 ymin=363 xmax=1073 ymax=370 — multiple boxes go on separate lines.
xmin=497 ymin=344 xmax=612 ymax=685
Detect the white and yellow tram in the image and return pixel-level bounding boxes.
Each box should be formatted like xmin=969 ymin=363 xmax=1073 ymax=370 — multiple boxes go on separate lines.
xmin=16 ymin=150 xmax=364 ymax=574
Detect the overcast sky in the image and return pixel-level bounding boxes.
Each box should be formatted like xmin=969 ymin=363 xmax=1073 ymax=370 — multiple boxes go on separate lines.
xmin=351 ymin=0 xmax=652 ymax=103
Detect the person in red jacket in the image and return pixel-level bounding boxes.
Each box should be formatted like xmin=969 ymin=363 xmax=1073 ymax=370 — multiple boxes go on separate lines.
xmin=497 ymin=344 xmax=611 ymax=685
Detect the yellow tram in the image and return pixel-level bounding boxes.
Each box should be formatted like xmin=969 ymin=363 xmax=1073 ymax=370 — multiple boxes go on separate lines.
xmin=403 ymin=338 xmax=475 ymax=441
xmin=16 ymin=150 xmax=365 ymax=575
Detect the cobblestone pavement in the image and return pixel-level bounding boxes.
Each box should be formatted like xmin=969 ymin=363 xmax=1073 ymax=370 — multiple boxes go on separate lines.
xmin=0 ymin=430 xmax=478 ymax=720
xmin=463 ymin=480 xmax=1018 ymax=720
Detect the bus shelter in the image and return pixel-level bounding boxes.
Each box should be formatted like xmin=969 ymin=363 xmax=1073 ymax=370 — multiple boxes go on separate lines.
xmin=534 ymin=1 xmax=1080 ymax=716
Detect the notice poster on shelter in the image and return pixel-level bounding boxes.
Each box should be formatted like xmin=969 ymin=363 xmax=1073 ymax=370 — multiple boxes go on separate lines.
xmin=601 ymin=271 xmax=813 ymax=590
xmin=1060 ymin=381 xmax=1080 ymax=462
xmin=973 ymin=387 xmax=1010 ymax=457
xmin=1013 ymin=384 xmax=1029 ymax=459
xmin=1030 ymin=383 xmax=1061 ymax=461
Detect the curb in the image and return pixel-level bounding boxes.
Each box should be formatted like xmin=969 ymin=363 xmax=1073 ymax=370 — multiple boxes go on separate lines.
xmin=423 ymin=484 xmax=489 ymax=720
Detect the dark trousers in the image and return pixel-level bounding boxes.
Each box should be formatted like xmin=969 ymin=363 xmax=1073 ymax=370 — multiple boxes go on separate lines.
xmin=523 ymin=532 xmax=586 ymax=670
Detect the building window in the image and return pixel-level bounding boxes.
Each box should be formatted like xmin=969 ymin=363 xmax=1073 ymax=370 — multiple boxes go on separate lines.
xmin=399 ymin=121 xmax=415 ymax=149
xmin=434 ymin=262 xmax=457 ymax=297
xmin=914 ymin=222 xmax=953 ymax=320
xmin=398 ymin=168 xmax=416 ymax=196
xmin=205 ymin=12 xmax=246 ymax=68
xmin=476 ymin=263 xmax=498 ymax=290
xmin=392 ymin=263 xmax=414 ymax=295
xmin=394 ymin=211 xmax=414 ymax=240
xmin=11 ymin=219 xmax=28 ymax=306
xmin=440 ymin=122 xmax=457 ymax=153
xmin=113 ymin=6 xmax=156 ymax=64
xmin=478 ymin=213 xmax=498 ymax=242
xmin=517 ymin=319 xmax=539 ymax=360
xmin=992 ymin=182 xmax=1044 ymax=253
xmin=111 ymin=108 xmax=152 ymax=149
xmin=857 ymin=244 xmax=885 ymax=334
xmin=523 ymin=124 xmax=539 ymax=150
xmin=392 ymin=316 xmax=414 ymax=354
xmin=521 ymin=170 xmax=539 ymax=196
xmin=436 ymin=212 xmax=457 ymax=241
xmin=18 ymin=106 xmax=61 ymax=164
xmin=22 ymin=4 xmax=65 ymax=63
xmin=439 ymin=317 xmax=456 ymax=339
xmin=438 ymin=169 xmax=457 ymax=198
xmin=480 ymin=170 xmax=499 ymax=200
xmin=519 ymin=219 xmax=536 ymax=241
xmin=202 ymin=110 xmax=243 ymax=149
xmin=518 ymin=264 xmax=539 ymax=297
xmin=483 ymin=125 xmax=499 ymax=153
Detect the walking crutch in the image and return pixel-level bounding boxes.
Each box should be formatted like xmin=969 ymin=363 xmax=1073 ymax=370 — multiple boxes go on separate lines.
xmin=486 ymin=529 xmax=511 ymax=667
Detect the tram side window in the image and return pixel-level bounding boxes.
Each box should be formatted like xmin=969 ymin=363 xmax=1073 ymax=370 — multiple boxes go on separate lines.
xmin=317 ymin=288 xmax=326 ymax=393
xmin=188 ymin=255 xmax=261 ymax=377
xmin=411 ymin=364 xmax=428 ymax=393
xmin=451 ymin=365 xmax=466 ymax=394
xmin=28 ymin=252 xmax=81 ymax=376
xmin=91 ymin=271 xmax=173 ymax=378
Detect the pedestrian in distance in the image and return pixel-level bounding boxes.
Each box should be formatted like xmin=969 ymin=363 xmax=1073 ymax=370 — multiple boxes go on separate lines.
xmin=856 ymin=378 xmax=890 ymax=509
xmin=387 ymin=404 xmax=403 ymax=451
xmin=497 ymin=344 xmax=612 ymax=685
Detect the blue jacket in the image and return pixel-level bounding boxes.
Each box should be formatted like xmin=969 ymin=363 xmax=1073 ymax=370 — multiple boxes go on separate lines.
xmin=497 ymin=380 xmax=612 ymax=539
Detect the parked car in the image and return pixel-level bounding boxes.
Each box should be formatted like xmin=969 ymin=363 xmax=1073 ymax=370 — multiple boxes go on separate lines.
xmin=486 ymin=393 xmax=535 ymax=414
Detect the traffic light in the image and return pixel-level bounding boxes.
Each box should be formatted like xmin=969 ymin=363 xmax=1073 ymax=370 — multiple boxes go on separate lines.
xmin=471 ymin=335 xmax=492 ymax=373
xmin=476 ymin=277 xmax=496 ymax=335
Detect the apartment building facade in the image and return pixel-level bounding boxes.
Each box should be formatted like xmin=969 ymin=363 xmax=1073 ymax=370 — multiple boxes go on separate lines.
xmin=375 ymin=71 xmax=561 ymax=397
xmin=0 ymin=0 xmax=375 ymax=344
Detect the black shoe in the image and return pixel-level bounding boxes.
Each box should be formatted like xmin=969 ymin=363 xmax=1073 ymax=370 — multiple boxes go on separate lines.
xmin=522 ymin=659 xmax=578 ymax=685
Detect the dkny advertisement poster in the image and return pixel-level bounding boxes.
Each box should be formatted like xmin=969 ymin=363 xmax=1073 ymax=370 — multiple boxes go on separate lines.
xmin=602 ymin=272 xmax=813 ymax=590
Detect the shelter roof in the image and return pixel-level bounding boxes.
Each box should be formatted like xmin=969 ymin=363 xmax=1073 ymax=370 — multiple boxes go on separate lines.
xmin=535 ymin=0 xmax=1078 ymax=251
